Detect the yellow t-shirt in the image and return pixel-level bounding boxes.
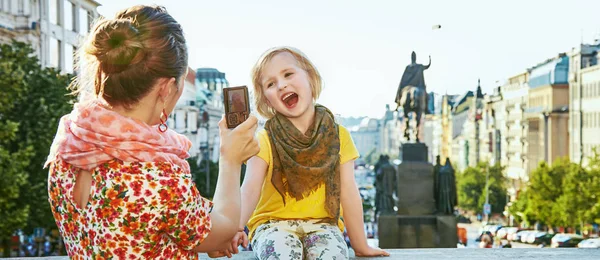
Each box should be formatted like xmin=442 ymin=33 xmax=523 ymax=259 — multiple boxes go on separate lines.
xmin=247 ymin=125 xmax=359 ymax=238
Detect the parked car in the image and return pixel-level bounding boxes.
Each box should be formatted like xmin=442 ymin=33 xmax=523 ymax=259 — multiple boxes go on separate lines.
xmin=578 ymin=238 xmax=600 ymax=248
xmin=511 ymin=230 xmax=531 ymax=242
xmin=529 ymin=232 xmax=555 ymax=246
xmin=504 ymin=227 xmax=522 ymax=241
xmin=521 ymin=231 xmax=535 ymax=243
xmin=497 ymin=227 xmax=519 ymax=240
xmin=482 ymin=224 xmax=503 ymax=236
xmin=551 ymin=234 xmax=585 ymax=248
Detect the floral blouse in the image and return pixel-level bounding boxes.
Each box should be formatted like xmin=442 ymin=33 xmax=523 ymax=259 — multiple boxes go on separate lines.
xmin=48 ymin=159 xmax=213 ymax=259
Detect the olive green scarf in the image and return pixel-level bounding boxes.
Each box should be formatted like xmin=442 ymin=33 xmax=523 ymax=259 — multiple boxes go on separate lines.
xmin=265 ymin=105 xmax=341 ymax=222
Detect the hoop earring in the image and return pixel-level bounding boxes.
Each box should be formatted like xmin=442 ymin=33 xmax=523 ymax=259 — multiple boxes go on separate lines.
xmin=158 ymin=108 xmax=168 ymax=133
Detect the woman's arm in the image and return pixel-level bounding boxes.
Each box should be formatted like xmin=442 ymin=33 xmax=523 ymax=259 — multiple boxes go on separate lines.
xmin=193 ymin=116 xmax=259 ymax=252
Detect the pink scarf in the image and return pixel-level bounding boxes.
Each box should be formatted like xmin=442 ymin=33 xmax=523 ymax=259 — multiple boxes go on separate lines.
xmin=45 ymin=99 xmax=192 ymax=173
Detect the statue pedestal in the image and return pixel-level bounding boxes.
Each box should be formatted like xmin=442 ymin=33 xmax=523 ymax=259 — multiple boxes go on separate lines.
xmin=378 ymin=215 xmax=457 ymax=248
xmin=377 ymin=143 xmax=457 ymax=248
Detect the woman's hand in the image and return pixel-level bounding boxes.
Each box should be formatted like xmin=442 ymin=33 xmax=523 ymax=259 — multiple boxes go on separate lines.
xmin=218 ymin=115 xmax=259 ymax=165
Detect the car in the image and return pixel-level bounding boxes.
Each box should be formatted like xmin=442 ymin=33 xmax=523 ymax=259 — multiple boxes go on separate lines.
xmin=578 ymin=238 xmax=600 ymax=248
xmin=503 ymin=227 xmax=520 ymax=241
xmin=496 ymin=227 xmax=518 ymax=240
xmin=520 ymin=230 xmax=534 ymax=243
xmin=551 ymin=234 xmax=585 ymax=248
xmin=482 ymin=224 xmax=503 ymax=236
xmin=511 ymin=230 xmax=531 ymax=242
xmin=531 ymin=232 xmax=555 ymax=246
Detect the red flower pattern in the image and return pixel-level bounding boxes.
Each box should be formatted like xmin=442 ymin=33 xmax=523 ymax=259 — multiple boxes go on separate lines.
xmin=48 ymin=160 xmax=213 ymax=259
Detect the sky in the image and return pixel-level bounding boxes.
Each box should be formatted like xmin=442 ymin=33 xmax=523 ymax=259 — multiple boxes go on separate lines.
xmin=97 ymin=0 xmax=600 ymax=118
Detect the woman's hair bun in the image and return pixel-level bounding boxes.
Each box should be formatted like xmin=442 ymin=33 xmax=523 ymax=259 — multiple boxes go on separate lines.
xmin=90 ymin=19 xmax=145 ymax=74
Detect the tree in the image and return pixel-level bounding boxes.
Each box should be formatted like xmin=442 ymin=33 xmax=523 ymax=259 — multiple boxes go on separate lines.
xmin=509 ymin=188 xmax=536 ymax=226
xmin=554 ymin=163 xmax=585 ymax=228
xmin=556 ymin=150 xmax=600 ymax=229
xmin=585 ymin=149 xmax=600 ymax=223
xmin=0 ymin=41 xmax=36 ymax=255
xmin=456 ymin=162 xmax=507 ymax=214
xmin=0 ymin=41 xmax=75 ymax=254
xmin=188 ymin=157 xmax=220 ymax=199
xmin=526 ymin=159 xmax=568 ymax=228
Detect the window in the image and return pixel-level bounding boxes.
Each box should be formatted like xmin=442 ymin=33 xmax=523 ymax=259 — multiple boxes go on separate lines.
xmin=64 ymin=0 xmax=75 ymax=31
xmin=49 ymin=0 xmax=59 ymax=25
xmin=64 ymin=44 xmax=74 ymax=73
xmin=18 ymin=0 xmax=24 ymax=14
xmin=79 ymin=8 xmax=90 ymax=35
xmin=49 ymin=38 xmax=61 ymax=68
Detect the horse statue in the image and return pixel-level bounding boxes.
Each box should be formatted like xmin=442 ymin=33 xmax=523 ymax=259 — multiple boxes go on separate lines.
xmin=395 ymin=51 xmax=430 ymax=143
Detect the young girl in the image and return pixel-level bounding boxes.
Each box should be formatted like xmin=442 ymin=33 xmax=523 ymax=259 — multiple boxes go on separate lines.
xmin=218 ymin=47 xmax=389 ymax=259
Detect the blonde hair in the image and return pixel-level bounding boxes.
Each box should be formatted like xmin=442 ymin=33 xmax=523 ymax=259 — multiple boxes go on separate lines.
xmin=251 ymin=46 xmax=323 ymax=118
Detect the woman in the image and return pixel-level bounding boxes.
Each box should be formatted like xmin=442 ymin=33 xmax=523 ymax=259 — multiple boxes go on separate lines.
xmin=45 ymin=5 xmax=258 ymax=259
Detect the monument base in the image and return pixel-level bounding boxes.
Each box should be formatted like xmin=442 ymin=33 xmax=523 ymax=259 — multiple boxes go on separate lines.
xmin=378 ymin=215 xmax=457 ymax=248
xmin=396 ymin=161 xmax=435 ymax=215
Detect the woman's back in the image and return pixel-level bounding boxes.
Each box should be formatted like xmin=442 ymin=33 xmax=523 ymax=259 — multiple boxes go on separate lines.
xmin=48 ymin=159 xmax=212 ymax=259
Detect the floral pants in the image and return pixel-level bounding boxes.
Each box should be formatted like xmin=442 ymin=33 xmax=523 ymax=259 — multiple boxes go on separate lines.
xmin=251 ymin=219 xmax=349 ymax=260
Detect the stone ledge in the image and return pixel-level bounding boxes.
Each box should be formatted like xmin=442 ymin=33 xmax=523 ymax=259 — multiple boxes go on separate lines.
xmin=13 ymin=249 xmax=600 ymax=260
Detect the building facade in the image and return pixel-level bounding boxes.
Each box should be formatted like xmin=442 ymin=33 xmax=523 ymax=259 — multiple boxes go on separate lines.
xmin=196 ymin=68 xmax=228 ymax=162
xmin=168 ymin=68 xmax=202 ymax=158
xmin=439 ymin=94 xmax=458 ymax=162
xmin=525 ymin=54 xmax=570 ymax=170
xmin=568 ymin=42 xmax=600 ymax=165
xmin=1 ymin=0 xmax=100 ymax=72
xmin=485 ymin=86 xmax=505 ymax=166
xmin=379 ymin=105 xmax=402 ymax=159
xmin=349 ymin=117 xmax=381 ymax=159
xmin=450 ymin=91 xmax=473 ymax=171
xmin=501 ymin=72 xmax=529 ymax=199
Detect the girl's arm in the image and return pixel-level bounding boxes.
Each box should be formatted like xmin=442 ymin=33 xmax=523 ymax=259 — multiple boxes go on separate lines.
xmin=239 ymin=156 xmax=268 ymax=230
xmin=340 ymin=160 xmax=390 ymax=257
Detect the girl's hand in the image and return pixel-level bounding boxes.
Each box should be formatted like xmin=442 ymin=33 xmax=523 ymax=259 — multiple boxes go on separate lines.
xmin=354 ymin=245 xmax=390 ymax=257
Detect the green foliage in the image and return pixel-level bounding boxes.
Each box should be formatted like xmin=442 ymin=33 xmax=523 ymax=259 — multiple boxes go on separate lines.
xmin=511 ymin=150 xmax=600 ymax=230
xmin=456 ymin=162 xmax=507 ymax=214
xmin=526 ymin=159 xmax=568 ymax=227
xmin=0 ymin=41 xmax=75 ymax=249
xmin=188 ymin=157 xmax=220 ymax=199
xmin=0 ymin=126 xmax=31 ymax=240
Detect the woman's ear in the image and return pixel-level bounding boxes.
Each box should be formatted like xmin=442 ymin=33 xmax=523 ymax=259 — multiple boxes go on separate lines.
xmin=157 ymin=78 xmax=176 ymax=102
